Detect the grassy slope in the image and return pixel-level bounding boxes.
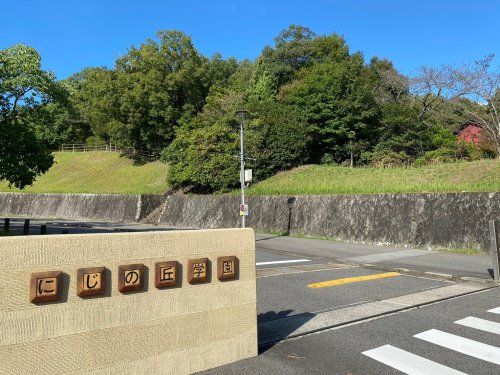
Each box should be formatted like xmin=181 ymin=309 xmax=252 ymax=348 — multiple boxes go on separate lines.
xmin=0 ymin=152 xmax=170 ymax=194
xmin=1 ymin=152 xmax=497 ymax=196
xmin=245 ymin=159 xmax=500 ymax=195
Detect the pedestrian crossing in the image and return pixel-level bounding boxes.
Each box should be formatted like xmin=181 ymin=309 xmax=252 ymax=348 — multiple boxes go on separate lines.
xmin=455 ymin=316 xmax=500 ymax=335
xmin=363 ymin=345 xmax=467 ymax=375
xmin=362 ymin=306 xmax=500 ymax=374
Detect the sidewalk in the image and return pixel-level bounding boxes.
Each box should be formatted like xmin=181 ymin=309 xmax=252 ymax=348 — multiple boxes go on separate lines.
xmin=255 ymin=234 xmax=495 ymax=281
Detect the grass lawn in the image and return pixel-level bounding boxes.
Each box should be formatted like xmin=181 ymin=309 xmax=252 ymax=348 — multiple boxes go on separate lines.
xmin=1 ymin=152 xmax=497 ymax=196
xmin=245 ymin=159 xmax=500 ymax=195
xmin=0 ymin=151 xmax=170 ymax=194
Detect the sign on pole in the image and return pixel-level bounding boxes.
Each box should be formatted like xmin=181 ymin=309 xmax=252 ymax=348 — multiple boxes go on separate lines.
xmin=244 ymin=169 xmax=253 ymax=183
xmin=239 ymin=204 xmax=249 ymax=216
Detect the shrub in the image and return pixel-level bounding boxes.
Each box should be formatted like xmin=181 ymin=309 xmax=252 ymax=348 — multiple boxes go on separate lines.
xmin=371 ymin=150 xmax=412 ymax=168
xmin=414 ymin=147 xmax=457 ymax=166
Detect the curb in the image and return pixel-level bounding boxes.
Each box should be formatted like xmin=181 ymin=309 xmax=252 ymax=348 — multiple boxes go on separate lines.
xmin=354 ymin=261 xmax=498 ymax=285
xmin=257 ymin=245 xmax=497 ymax=285
xmin=258 ymin=282 xmax=499 ymax=348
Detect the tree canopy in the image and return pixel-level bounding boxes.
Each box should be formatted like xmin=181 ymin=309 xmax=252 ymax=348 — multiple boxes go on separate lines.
xmin=2 ymin=26 xmax=497 ymax=191
xmin=0 ymin=44 xmax=58 ymax=188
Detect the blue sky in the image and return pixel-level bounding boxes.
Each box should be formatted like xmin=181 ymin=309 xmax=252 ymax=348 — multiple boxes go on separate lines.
xmin=1 ymin=1 xmax=499 ymax=79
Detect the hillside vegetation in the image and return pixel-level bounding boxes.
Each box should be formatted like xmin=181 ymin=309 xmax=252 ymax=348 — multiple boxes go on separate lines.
xmin=0 ymin=152 xmax=169 ymax=194
xmin=3 ymin=28 xmax=498 ymax=194
xmin=244 ymin=159 xmax=500 ymax=195
xmin=1 ymin=153 xmax=497 ymax=196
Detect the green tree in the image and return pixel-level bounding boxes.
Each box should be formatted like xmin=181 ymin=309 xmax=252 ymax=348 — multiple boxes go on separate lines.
xmin=67 ymin=67 xmax=119 ymax=144
xmin=164 ymin=88 xmax=310 ymax=193
xmin=282 ymin=53 xmax=381 ymax=163
xmin=373 ymin=102 xmax=455 ymax=161
xmin=163 ymin=88 xmax=243 ymax=193
xmin=253 ymin=25 xmax=317 ymax=93
xmin=246 ymin=100 xmax=310 ymax=180
xmin=25 ymin=100 xmax=92 ymax=149
xmin=0 ymin=44 xmax=59 ymax=188
xmin=70 ymin=30 xmax=221 ymax=158
xmin=369 ymin=57 xmax=409 ymax=105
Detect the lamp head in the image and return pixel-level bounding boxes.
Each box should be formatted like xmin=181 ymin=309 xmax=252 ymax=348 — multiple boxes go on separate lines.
xmin=236 ymin=110 xmax=249 ymax=120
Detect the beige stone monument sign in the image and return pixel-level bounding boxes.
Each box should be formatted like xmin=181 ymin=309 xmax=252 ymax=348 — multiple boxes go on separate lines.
xmin=0 ymin=228 xmax=257 ymax=374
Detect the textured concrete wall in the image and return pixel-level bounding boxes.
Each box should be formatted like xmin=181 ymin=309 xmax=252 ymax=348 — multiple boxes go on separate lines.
xmin=0 ymin=229 xmax=257 ymax=374
xmin=0 ymin=193 xmax=164 ymax=223
xmin=159 ymin=195 xmax=290 ymax=233
xmin=289 ymin=193 xmax=499 ymax=251
xmin=1 ymin=192 xmax=497 ymax=251
xmin=158 ymin=193 xmax=499 ymax=251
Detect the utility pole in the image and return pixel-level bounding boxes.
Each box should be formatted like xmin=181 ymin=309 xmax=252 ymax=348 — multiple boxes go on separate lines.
xmin=236 ymin=110 xmax=249 ymax=228
xmin=489 ymin=220 xmax=500 ymax=282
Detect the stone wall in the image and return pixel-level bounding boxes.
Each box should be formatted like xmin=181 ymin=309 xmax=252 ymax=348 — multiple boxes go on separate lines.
xmin=288 ymin=193 xmax=499 ymax=251
xmin=158 ymin=195 xmax=290 ymax=234
xmin=0 ymin=192 xmax=162 ymax=223
xmin=0 ymin=229 xmax=257 ymax=374
xmin=159 ymin=193 xmax=499 ymax=251
xmin=0 ymin=192 xmax=498 ymax=251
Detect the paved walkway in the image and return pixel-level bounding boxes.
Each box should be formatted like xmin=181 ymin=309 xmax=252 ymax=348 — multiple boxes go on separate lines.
xmin=255 ymin=234 xmax=495 ymax=281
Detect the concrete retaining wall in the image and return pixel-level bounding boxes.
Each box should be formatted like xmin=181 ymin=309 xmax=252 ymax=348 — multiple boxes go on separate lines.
xmin=159 ymin=193 xmax=499 ymax=251
xmin=0 ymin=192 xmax=163 ymax=223
xmin=158 ymin=195 xmax=290 ymax=234
xmin=0 ymin=229 xmax=257 ymax=374
xmin=0 ymin=192 xmax=498 ymax=251
xmin=288 ymin=193 xmax=499 ymax=251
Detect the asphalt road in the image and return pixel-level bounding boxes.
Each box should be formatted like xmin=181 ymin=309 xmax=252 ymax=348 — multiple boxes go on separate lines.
xmin=203 ymin=287 xmax=500 ymax=375
xmin=257 ymin=267 xmax=450 ymax=322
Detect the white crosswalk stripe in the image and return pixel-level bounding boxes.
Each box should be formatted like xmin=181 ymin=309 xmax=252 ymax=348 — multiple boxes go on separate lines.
xmin=414 ymin=329 xmax=500 ymax=365
xmin=362 ymin=306 xmax=500 ymax=373
xmin=488 ymin=307 xmax=500 ymax=314
xmin=455 ymin=316 xmax=500 ymax=335
xmin=362 ymin=345 xmax=467 ymax=375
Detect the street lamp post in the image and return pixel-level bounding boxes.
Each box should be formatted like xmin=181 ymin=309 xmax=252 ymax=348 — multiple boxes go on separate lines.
xmin=236 ymin=110 xmax=249 ymax=228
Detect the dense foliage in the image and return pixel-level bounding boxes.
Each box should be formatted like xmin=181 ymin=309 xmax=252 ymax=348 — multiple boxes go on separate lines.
xmin=1 ymin=26 xmax=497 ymax=191
xmin=0 ymin=44 xmax=58 ymax=188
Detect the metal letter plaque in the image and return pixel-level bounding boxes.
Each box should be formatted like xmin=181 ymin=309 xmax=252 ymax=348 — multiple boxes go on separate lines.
xmin=77 ymin=267 xmax=107 ymax=297
xmin=29 ymin=271 xmax=63 ymax=303
xmin=118 ymin=264 xmax=145 ymax=293
xmin=217 ymin=256 xmax=238 ymax=281
xmin=155 ymin=261 xmax=180 ymax=289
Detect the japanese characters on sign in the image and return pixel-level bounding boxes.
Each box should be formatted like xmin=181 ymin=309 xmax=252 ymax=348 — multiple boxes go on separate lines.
xmin=118 ymin=264 xmax=145 ymax=293
xmin=217 ymin=256 xmax=238 ymax=281
xmin=29 ymin=255 xmax=239 ymax=303
xmin=187 ymin=258 xmax=209 ymax=284
xmin=29 ymin=271 xmax=63 ymax=303
xmin=77 ymin=267 xmax=106 ymax=297
xmin=155 ymin=261 xmax=180 ymax=289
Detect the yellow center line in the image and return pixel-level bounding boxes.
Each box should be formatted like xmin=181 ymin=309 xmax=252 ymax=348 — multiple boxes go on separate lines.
xmin=308 ymin=272 xmax=401 ymax=289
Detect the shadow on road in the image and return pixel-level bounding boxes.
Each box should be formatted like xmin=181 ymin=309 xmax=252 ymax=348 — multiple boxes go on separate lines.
xmin=257 ymin=309 xmax=315 ymax=354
